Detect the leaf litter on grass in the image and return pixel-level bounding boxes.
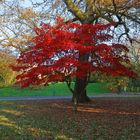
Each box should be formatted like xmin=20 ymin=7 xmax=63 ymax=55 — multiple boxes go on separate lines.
xmin=0 ymin=98 xmax=140 ymax=140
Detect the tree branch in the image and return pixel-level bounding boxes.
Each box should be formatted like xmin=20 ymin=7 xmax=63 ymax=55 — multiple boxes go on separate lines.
xmin=63 ymin=0 xmax=87 ymax=21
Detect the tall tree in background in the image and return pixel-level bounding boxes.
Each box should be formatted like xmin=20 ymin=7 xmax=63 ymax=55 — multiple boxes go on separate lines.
xmin=0 ymin=0 xmax=51 ymax=53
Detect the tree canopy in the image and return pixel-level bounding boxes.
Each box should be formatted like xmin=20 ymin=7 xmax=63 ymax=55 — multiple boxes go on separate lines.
xmin=12 ymin=19 xmax=136 ymax=90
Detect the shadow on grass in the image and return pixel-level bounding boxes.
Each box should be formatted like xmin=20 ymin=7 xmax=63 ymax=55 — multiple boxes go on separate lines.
xmin=0 ymin=99 xmax=139 ymax=140
xmin=0 ymin=101 xmax=71 ymax=140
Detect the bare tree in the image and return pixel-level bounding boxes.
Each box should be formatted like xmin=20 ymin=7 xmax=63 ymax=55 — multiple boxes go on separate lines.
xmin=0 ymin=0 xmax=54 ymax=52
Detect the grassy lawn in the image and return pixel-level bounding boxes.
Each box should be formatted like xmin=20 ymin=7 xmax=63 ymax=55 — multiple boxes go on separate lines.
xmin=0 ymin=82 xmax=110 ymax=97
xmin=0 ymin=98 xmax=139 ymax=140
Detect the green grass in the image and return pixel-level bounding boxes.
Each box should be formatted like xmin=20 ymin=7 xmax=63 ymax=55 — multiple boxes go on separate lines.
xmin=0 ymin=82 xmax=110 ymax=97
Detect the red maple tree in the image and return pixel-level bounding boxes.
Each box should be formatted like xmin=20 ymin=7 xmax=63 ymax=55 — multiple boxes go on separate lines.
xmin=12 ymin=18 xmax=136 ymax=102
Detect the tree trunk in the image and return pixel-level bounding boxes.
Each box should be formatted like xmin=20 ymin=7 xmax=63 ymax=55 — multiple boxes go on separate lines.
xmin=72 ymin=77 xmax=91 ymax=103
xmin=72 ymin=53 xmax=91 ymax=103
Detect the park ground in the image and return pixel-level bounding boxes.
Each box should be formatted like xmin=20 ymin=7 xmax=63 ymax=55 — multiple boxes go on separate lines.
xmin=0 ymin=97 xmax=140 ymax=140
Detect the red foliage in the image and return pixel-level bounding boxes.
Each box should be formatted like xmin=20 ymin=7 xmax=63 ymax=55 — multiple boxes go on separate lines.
xmin=11 ymin=19 xmax=136 ymax=88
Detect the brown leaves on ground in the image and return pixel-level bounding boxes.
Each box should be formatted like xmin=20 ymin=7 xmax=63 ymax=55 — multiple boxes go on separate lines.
xmin=18 ymin=97 xmax=140 ymax=140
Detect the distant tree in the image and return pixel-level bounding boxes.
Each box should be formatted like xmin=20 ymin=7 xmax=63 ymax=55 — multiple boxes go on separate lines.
xmin=12 ymin=19 xmax=136 ymax=102
xmin=0 ymin=0 xmax=50 ymax=52
xmin=0 ymin=50 xmax=16 ymax=87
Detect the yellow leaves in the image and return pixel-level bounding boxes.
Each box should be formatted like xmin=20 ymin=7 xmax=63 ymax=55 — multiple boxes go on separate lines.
xmin=1 ymin=34 xmax=32 ymax=51
xmin=1 ymin=109 xmax=23 ymax=117
xmin=0 ymin=115 xmax=9 ymax=122
xmin=0 ymin=51 xmax=16 ymax=87
xmin=96 ymin=0 xmax=139 ymax=7
xmin=97 ymin=0 xmax=127 ymax=5
xmin=0 ymin=115 xmax=16 ymax=127
xmin=8 ymin=35 xmax=30 ymax=46
xmin=19 ymin=8 xmax=38 ymax=20
xmin=64 ymin=0 xmax=139 ymax=22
